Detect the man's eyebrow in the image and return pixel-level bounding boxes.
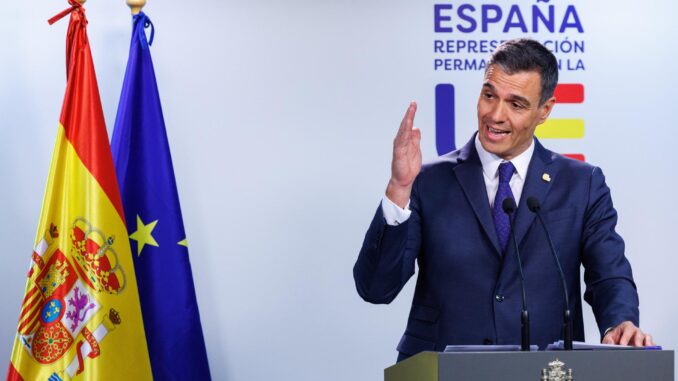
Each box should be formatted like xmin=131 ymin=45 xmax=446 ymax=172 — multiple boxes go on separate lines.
xmin=508 ymin=94 xmax=532 ymax=107
xmin=483 ymin=82 xmax=533 ymax=107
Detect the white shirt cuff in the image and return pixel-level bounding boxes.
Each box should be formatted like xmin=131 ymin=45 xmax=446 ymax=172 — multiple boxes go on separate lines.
xmin=381 ymin=196 xmax=411 ymax=226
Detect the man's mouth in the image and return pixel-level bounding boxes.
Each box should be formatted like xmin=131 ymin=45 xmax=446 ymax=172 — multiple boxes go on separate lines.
xmin=487 ymin=125 xmax=510 ymax=137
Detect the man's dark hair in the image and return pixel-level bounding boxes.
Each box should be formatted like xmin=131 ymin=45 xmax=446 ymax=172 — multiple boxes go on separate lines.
xmin=487 ymin=39 xmax=558 ymax=106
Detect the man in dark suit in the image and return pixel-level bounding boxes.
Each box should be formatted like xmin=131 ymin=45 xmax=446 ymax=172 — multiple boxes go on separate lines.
xmin=353 ymin=39 xmax=653 ymax=362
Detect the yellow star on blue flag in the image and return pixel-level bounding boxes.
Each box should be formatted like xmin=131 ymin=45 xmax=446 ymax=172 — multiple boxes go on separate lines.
xmin=129 ymin=215 xmax=159 ymax=256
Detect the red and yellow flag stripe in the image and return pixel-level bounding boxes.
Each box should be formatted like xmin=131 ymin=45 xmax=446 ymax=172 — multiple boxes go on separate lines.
xmin=8 ymin=6 xmax=151 ymax=381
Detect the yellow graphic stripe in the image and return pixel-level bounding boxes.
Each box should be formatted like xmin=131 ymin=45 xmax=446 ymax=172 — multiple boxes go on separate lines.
xmin=10 ymin=125 xmax=152 ymax=380
xmin=535 ymin=119 xmax=585 ymax=139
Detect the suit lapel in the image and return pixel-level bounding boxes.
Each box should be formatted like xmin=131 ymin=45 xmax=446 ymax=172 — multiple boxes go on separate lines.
xmin=512 ymin=139 xmax=556 ymax=246
xmin=453 ymin=137 xmax=502 ymax=256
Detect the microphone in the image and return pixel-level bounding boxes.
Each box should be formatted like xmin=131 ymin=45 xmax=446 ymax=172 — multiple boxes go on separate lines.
xmin=502 ymin=197 xmax=530 ymax=351
xmin=526 ymin=197 xmax=573 ymax=350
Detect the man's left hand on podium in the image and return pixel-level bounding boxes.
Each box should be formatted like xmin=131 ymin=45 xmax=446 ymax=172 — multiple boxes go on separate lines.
xmin=602 ymin=321 xmax=655 ymax=346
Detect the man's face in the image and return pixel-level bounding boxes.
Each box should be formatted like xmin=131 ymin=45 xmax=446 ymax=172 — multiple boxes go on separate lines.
xmin=477 ymin=65 xmax=555 ymax=160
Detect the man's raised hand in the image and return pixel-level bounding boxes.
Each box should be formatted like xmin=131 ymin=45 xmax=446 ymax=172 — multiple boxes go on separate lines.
xmin=386 ymin=102 xmax=422 ymax=208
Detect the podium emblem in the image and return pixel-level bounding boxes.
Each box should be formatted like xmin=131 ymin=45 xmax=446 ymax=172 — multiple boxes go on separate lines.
xmin=541 ymin=358 xmax=573 ymax=381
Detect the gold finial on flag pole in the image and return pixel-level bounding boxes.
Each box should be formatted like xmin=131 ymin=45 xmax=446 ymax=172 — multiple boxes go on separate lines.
xmin=127 ymin=0 xmax=146 ymax=15
xmin=76 ymin=0 xmax=86 ymax=4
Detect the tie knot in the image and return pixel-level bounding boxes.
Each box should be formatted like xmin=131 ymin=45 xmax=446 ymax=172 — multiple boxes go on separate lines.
xmin=498 ymin=161 xmax=515 ymax=184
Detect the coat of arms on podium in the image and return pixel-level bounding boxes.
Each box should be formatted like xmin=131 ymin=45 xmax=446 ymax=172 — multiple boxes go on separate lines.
xmin=541 ymin=359 xmax=573 ymax=381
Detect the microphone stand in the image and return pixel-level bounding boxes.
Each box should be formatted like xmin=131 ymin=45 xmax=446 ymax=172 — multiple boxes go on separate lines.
xmin=528 ymin=197 xmax=573 ymax=350
xmin=502 ymin=198 xmax=530 ymax=351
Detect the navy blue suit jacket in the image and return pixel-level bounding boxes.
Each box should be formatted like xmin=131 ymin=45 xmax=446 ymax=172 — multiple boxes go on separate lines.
xmin=354 ymin=135 xmax=639 ymax=360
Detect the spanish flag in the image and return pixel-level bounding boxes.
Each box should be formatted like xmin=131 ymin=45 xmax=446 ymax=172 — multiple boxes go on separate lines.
xmin=7 ymin=3 xmax=152 ymax=380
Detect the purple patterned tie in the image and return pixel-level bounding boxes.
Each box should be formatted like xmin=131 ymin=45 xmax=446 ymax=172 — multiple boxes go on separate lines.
xmin=492 ymin=161 xmax=516 ymax=252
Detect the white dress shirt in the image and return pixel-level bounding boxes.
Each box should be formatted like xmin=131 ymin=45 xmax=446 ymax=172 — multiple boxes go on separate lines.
xmin=382 ymin=135 xmax=535 ymax=225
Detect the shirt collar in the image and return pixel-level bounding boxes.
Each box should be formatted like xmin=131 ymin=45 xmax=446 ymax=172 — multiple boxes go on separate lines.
xmin=474 ymin=134 xmax=534 ymax=181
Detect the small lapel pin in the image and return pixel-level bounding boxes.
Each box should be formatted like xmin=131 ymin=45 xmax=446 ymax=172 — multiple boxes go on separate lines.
xmin=542 ymin=173 xmax=551 ymax=182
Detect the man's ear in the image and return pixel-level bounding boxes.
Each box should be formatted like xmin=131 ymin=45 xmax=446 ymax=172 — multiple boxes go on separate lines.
xmin=538 ymin=96 xmax=557 ymax=124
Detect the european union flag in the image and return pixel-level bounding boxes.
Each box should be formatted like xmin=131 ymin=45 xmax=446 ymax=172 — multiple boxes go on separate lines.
xmin=111 ymin=12 xmax=211 ymax=380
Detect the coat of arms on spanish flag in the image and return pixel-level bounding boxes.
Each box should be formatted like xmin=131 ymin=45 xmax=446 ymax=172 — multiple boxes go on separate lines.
xmin=7 ymin=2 xmax=152 ymax=380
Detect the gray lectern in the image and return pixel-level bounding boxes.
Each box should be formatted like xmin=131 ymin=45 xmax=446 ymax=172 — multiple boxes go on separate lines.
xmin=385 ymin=350 xmax=674 ymax=381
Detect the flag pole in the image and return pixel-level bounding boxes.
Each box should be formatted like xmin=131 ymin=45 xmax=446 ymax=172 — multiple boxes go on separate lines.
xmin=127 ymin=0 xmax=146 ymax=15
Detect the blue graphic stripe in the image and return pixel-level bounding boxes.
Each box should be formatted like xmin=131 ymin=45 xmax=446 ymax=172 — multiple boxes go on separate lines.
xmin=435 ymin=84 xmax=456 ymax=155
xmin=49 ymin=373 xmax=63 ymax=381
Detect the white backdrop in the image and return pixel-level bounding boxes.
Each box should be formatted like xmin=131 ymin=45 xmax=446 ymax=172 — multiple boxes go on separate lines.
xmin=1 ymin=1 xmax=676 ymax=380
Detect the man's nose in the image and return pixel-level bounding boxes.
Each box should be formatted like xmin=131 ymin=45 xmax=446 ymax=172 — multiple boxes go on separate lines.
xmin=489 ymin=101 xmax=508 ymax=124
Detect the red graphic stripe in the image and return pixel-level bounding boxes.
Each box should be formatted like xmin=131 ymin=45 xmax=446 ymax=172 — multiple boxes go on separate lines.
xmin=58 ymin=11 xmax=125 ymax=220
xmin=18 ymin=289 xmax=42 ymax=333
xmin=564 ymin=153 xmax=586 ymax=161
xmin=75 ymin=341 xmax=86 ymax=375
xmin=18 ymin=310 xmax=39 ymax=334
xmin=5 ymin=362 xmax=24 ymax=381
xmin=554 ymin=84 xmax=585 ymax=103
xmin=23 ymin=316 xmax=40 ymax=337
xmin=32 ymin=251 xmax=45 ymax=269
xmin=21 ymin=287 xmax=39 ymax=306
xmin=83 ymin=327 xmax=100 ymax=358
xmin=18 ymin=303 xmax=39 ymax=333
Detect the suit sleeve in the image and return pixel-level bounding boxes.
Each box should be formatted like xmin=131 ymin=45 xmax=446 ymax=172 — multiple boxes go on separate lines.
xmin=581 ymin=166 xmax=639 ymax=338
xmin=353 ymin=179 xmax=423 ymax=304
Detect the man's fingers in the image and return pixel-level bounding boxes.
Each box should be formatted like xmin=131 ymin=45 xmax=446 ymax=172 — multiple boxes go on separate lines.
xmin=603 ymin=322 xmax=655 ymax=347
xmin=397 ymin=102 xmax=418 ymax=138
xmin=411 ymin=127 xmax=421 ymax=144
xmin=644 ymin=334 xmax=655 ymax=346
xmin=618 ymin=325 xmax=635 ymax=346
xmin=602 ymin=331 xmax=616 ymax=345
xmin=407 ymin=101 xmax=418 ymax=122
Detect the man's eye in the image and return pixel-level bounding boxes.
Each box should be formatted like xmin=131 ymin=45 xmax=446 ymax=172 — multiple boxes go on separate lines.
xmin=512 ymin=102 xmax=524 ymax=109
xmin=483 ymin=93 xmax=494 ymax=99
